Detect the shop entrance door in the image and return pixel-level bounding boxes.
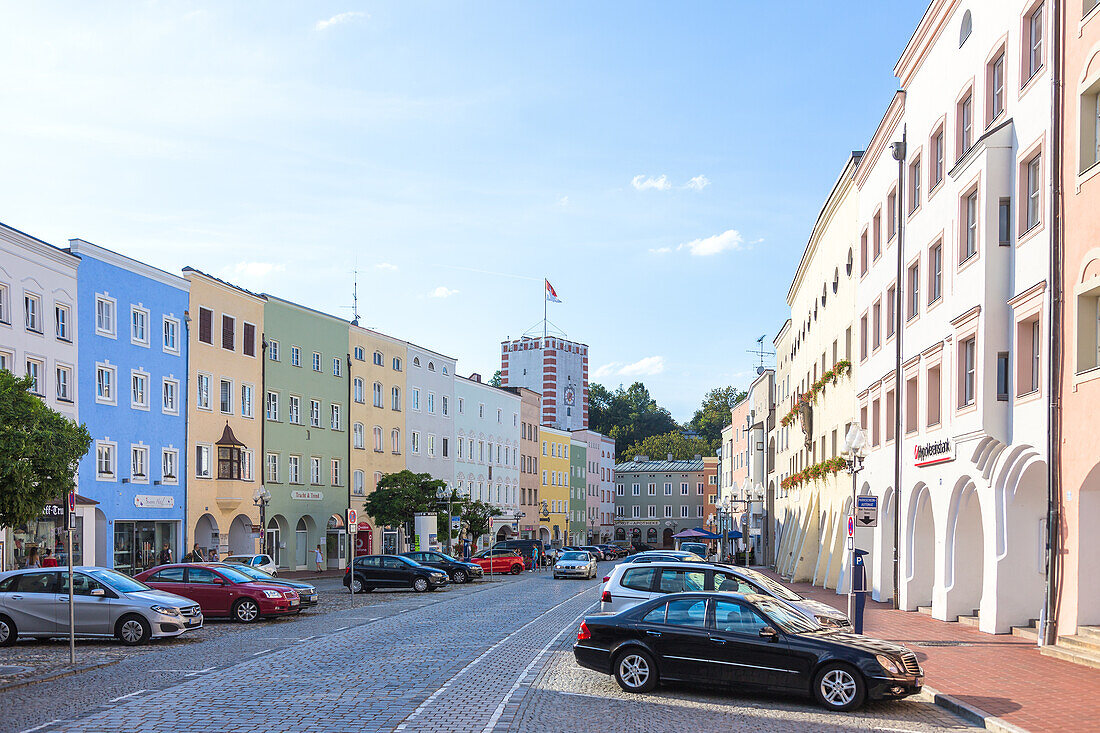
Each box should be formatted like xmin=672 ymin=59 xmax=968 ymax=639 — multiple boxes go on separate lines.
xmin=295 ymin=518 xmax=308 ymax=568
xmin=266 ymin=524 xmax=281 ymax=568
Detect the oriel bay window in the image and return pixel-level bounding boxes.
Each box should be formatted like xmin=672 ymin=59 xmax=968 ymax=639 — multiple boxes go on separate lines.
xmin=215 ymin=424 xmax=245 ymax=480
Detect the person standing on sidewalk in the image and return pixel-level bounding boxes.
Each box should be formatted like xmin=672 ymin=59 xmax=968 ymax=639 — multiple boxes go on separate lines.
xmin=314 ymin=545 xmax=323 ymax=572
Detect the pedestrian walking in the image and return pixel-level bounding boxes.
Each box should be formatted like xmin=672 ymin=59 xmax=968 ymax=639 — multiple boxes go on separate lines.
xmin=25 ymin=547 xmax=41 ymax=568
xmin=314 ymin=545 xmax=323 ymax=572
xmin=41 ymin=548 xmax=59 ymax=567
xmin=183 ymin=543 xmax=203 ymax=563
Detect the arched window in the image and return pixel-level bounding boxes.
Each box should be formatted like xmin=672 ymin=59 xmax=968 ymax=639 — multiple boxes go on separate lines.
xmin=353 ymin=422 xmax=365 ymax=449
xmin=373 ymin=351 xmax=383 ymax=366
xmin=353 ymin=470 xmax=364 ymax=495
xmin=373 ymin=426 xmax=382 ymax=452
xmin=391 ymin=387 xmax=401 ymax=410
xmin=959 ymin=9 xmax=972 ymax=47
xmin=373 ymin=382 xmax=383 ymax=408
xmin=442 ymin=366 xmax=448 ymax=374
xmin=353 ymin=378 xmax=364 ymax=403
xmin=391 ymin=428 xmax=401 ymax=454
xmin=412 ymin=357 xmax=421 ymax=367
xmin=428 ymin=361 xmax=435 ymax=371
xmin=373 ymin=471 xmax=383 ymax=490
xmin=392 ymin=357 xmax=401 ymax=371
xmin=646 ymin=527 xmax=658 ymax=544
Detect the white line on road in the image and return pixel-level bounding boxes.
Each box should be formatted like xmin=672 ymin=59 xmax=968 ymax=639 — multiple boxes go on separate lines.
xmin=19 ymin=719 xmax=63 ymax=733
xmin=186 ymin=667 xmax=217 ymax=676
xmin=252 ymin=649 xmax=271 ymax=656
xmin=483 ymin=600 xmax=598 ymax=732
xmin=107 ymin=690 xmax=147 ymax=703
xmin=395 ymin=584 xmax=597 ymax=731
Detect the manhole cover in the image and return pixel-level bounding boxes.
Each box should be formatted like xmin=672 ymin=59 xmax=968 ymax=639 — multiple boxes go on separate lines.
xmin=0 ymin=665 xmax=32 ymax=675
xmin=913 ymin=641 xmax=971 ymax=647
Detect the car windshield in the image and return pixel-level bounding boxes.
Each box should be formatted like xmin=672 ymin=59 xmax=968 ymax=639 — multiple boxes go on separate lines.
xmin=395 ymin=556 xmax=419 ymax=566
xmin=88 ymin=568 xmax=152 ymax=593
xmin=224 ymin=557 xmax=253 ymax=564
xmin=740 ymin=568 xmax=802 ymax=601
xmin=754 ymin=597 xmax=822 ymax=633
xmin=230 ymin=565 xmax=272 ymax=580
xmin=215 ymin=566 xmax=256 ymax=584
xmin=560 ymin=552 xmax=587 ymax=561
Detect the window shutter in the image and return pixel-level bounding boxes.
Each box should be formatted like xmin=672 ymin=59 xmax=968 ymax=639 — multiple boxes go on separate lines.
xmin=222 ymin=316 xmax=234 ymax=350
xmin=243 ymin=323 xmax=255 ymax=356
xmin=198 ymin=308 xmax=213 ymax=344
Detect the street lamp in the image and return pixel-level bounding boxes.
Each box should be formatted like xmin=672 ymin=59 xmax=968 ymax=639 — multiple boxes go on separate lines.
xmin=252 ymin=486 xmax=271 ymax=557
xmin=841 ymin=424 xmax=868 ymax=622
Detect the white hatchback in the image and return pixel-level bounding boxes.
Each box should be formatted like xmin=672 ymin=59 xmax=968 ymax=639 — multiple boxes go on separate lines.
xmin=223 ymin=554 xmax=278 ymax=576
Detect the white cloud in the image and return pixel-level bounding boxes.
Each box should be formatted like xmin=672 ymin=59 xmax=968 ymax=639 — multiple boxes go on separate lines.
xmin=592 ymin=363 xmax=619 ymax=380
xmin=618 ymin=356 xmax=666 ymax=377
xmin=648 ymin=246 xmax=672 ymax=254
xmin=556 ymin=195 xmax=569 ymax=207
xmin=315 ymin=11 xmax=367 ymax=31
xmin=224 ymin=262 xmax=286 ymax=278
xmin=428 ymin=286 xmax=458 ymax=298
xmin=684 ymin=175 xmax=710 ymax=191
xmin=374 ymin=262 xmax=398 ymax=271
xmin=631 ymin=174 xmax=672 ymax=191
xmin=677 ymin=229 xmax=744 ymax=256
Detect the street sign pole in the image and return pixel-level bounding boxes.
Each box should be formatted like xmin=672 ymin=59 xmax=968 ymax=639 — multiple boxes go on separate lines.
xmin=347 ymin=509 xmax=357 ymax=601
xmin=66 ymin=491 xmax=76 ymax=664
xmin=847 ymin=513 xmax=855 ymax=623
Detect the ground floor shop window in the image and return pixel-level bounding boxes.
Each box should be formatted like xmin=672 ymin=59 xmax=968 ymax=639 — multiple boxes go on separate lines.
xmin=11 ymin=509 xmax=83 ymax=568
xmin=113 ymin=521 xmax=176 ymax=575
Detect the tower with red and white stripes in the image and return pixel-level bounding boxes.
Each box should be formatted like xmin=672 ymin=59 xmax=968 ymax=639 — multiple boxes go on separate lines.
xmin=500 ymin=336 xmax=588 ymax=430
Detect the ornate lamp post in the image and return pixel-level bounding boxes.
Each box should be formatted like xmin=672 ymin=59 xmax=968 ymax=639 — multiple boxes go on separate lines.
xmin=841 ymin=424 xmax=868 ymax=621
xmin=252 ymin=486 xmax=271 ymax=557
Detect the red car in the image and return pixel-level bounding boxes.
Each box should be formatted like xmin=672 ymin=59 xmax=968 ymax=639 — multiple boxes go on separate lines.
xmin=470 ymin=549 xmax=526 ymax=575
xmin=135 ymin=563 xmax=299 ymax=622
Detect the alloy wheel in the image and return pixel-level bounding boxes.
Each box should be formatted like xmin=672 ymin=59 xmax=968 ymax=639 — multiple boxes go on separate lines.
xmin=413 ymin=577 xmax=429 ymax=592
xmin=236 ymin=600 xmax=259 ymax=622
xmin=352 ymin=578 xmax=363 ymax=594
xmin=819 ymin=668 xmax=857 ymax=707
xmin=0 ymin=619 xmax=11 ymax=645
xmin=453 ymin=570 xmax=467 ymax=584
xmin=120 ymin=619 xmax=145 ymax=644
xmin=618 ymin=654 xmax=650 ymax=689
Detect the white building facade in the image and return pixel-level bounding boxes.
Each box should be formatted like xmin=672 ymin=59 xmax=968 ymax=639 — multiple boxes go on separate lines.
xmin=404 ymin=344 xmax=456 ymax=490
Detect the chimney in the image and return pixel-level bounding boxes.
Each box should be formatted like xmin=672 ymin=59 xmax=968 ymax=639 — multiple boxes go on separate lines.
xmin=693 ymin=454 xmax=701 ymax=460
xmin=470 ymin=372 xmax=481 ymax=383
xmin=667 ymin=453 xmax=674 ymax=461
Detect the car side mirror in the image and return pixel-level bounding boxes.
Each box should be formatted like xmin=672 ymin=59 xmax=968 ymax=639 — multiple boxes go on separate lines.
xmin=90 ymin=588 xmax=105 ymax=597
xmin=759 ymin=626 xmax=778 ymax=641
xmin=214 ymin=578 xmax=226 ymax=585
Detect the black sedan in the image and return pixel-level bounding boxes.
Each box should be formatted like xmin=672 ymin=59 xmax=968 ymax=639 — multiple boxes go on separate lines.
xmin=209 ymin=562 xmax=320 ymax=607
xmin=573 ymin=591 xmax=922 ymax=711
xmin=343 ymin=554 xmax=448 ymax=593
xmin=401 ymin=551 xmax=484 ymax=584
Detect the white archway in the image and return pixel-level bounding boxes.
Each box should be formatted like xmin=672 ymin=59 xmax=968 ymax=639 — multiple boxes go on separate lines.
xmin=944 ymin=478 xmax=985 ymax=621
xmin=991 ymin=456 xmax=1047 ymax=632
xmin=228 ymin=514 xmax=255 ymax=555
xmin=194 ymin=513 xmax=219 ymax=557
xmin=903 ymin=484 xmax=935 ymax=611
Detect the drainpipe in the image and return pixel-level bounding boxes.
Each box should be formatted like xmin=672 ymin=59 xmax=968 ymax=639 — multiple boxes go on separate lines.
xmin=890 ymin=129 xmax=907 ymax=611
xmin=1042 ymin=0 xmax=1064 ymax=648
xmin=182 ymin=310 xmax=191 ymax=556
xmin=260 ymin=334 xmax=268 ymax=558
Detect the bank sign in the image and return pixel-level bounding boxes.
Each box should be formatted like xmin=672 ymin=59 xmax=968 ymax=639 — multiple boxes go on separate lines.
xmin=914 ymin=439 xmax=954 ymax=467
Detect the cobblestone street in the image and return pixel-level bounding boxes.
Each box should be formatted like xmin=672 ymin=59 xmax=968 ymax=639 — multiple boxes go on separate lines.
xmin=0 ymin=566 xmax=974 ymax=733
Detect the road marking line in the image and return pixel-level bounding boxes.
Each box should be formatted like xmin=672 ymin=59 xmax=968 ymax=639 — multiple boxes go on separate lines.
xmin=396 ymin=585 xmax=596 ymax=731
xmin=252 ymin=649 xmax=271 ymax=656
xmin=483 ymin=600 xmax=598 ymax=732
xmin=186 ymin=666 xmax=217 ymax=676
xmin=108 ymin=690 xmax=147 ymax=703
xmin=19 ymin=720 xmax=63 ymax=733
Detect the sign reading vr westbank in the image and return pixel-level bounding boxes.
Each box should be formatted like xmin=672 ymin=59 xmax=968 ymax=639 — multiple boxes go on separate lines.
xmin=914 ymin=439 xmax=954 ymax=467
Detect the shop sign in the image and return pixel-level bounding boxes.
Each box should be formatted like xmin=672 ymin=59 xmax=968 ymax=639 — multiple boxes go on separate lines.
xmin=134 ymin=495 xmax=175 ymax=509
xmin=291 ymin=490 xmax=323 ymax=501
xmin=914 ymin=439 xmax=954 ymax=468
xmin=40 ymin=504 xmax=66 ymax=518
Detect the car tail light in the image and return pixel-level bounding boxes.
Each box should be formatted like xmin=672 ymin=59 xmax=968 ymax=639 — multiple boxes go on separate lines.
xmin=601 ymin=590 xmax=612 ymax=603
xmin=344 ymin=566 xmax=350 ymax=575
xmin=577 ymin=622 xmax=591 ymax=641
xmin=602 ymin=576 xmax=610 ymax=582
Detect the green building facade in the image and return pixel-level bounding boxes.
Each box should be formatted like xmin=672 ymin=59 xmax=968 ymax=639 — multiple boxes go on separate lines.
xmin=262 ymin=296 xmax=350 ymax=571
xmin=569 ymin=439 xmax=587 ymax=546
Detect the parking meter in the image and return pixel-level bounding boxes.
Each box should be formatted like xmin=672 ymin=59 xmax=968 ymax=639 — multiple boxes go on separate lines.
xmin=852 ymin=549 xmax=869 ymax=634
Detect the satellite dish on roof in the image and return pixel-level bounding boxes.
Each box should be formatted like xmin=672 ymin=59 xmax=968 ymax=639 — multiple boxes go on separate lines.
xmin=757 ymin=366 xmax=766 ymax=375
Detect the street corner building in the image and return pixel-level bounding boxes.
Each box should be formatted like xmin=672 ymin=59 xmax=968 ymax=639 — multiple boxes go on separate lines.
xmin=613 ymin=455 xmax=709 ymax=548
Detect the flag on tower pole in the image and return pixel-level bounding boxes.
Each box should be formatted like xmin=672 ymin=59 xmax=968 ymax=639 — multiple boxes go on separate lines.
xmin=545 ymin=279 xmax=562 ymax=303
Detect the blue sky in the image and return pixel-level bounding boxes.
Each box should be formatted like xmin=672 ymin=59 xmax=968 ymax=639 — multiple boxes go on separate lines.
xmin=0 ymin=1 xmax=928 ymax=422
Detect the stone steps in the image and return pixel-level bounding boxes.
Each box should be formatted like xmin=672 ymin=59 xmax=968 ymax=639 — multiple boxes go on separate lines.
xmin=917 ymin=606 xmax=932 ymax=616
xmin=1011 ymin=619 xmax=1039 ymax=641
xmin=1039 ymin=626 xmax=1100 ymax=669
xmin=1041 ymin=643 xmax=1100 ymax=670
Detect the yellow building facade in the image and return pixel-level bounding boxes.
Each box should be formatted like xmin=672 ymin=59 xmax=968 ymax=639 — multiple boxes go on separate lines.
xmin=540 ymin=425 xmax=571 ymax=547
xmin=183 ymin=269 xmax=264 ymax=558
xmin=348 ymin=324 xmax=407 ymax=555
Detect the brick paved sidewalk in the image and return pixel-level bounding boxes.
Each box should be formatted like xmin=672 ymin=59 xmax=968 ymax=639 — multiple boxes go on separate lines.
xmin=761 ymin=569 xmax=1100 ymax=732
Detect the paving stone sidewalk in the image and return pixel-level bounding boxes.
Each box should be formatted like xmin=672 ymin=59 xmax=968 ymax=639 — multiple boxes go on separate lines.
xmin=763 ymin=569 xmax=1100 ymax=732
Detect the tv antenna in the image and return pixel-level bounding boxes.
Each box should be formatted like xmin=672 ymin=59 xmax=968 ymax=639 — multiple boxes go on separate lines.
xmin=747 ymin=334 xmax=775 ymax=374
xmin=341 ymin=267 xmax=362 ymax=326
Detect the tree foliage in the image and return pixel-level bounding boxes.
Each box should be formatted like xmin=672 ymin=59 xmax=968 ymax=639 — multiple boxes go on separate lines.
xmin=363 ymin=470 xmax=448 ymax=528
xmin=589 ymin=382 xmax=679 ymax=452
xmin=619 ymin=430 xmax=715 ymax=463
xmin=488 ymin=370 xmax=503 ymax=387
xmin=687 ymin=386 xmax=746 ymax=448
xmin=458 ymin=498 xmax=502 ymax=547
xmin=0 ymin=372 xmax=91 ymax=527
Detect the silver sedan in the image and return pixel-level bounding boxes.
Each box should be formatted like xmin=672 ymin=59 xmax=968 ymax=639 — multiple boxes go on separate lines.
xmin=554 ymin=551 xmax=598 ymax=579
xmin=0 ymin=566 xmax=203 ymax=646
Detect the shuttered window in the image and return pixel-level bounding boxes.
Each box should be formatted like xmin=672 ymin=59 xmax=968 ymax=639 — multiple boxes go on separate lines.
xmin=221 ymin=315 xmax=235 ymax=351
xmin=242 ymin=322 xmax=256 ymax=356
xmin=198 ymin=307 xmax=213 ymax=344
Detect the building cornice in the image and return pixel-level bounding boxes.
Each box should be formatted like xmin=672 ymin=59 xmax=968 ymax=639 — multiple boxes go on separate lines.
xmin=895 ymin=0 xmax=960 ymax=89
xmin=950 ymin=304 xmax=982 ymax=328
xmin=855 ymin=91 xmax=906 ymax=190
xmin=1006 ymin=279 xmax=1048 ymax=310
xmin=68 ymin=239 xmax=189 ymax=291
xmin=183 ymin=267 xmax=267 ymax=304
xmin=1 ymin=222 xmax=79 ymax=271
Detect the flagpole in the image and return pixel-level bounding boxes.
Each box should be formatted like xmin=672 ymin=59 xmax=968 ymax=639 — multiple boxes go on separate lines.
xmin=543 ymin=279 xmax=547 ymax=341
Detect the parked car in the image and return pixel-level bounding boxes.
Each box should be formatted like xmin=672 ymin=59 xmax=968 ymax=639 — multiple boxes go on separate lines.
xmin=599 ymin=544 xmax=626 ymax=559
xmin=554 ymin=551 xmax=598 ymax=579
xmin=208 ymin=563 xmax=318 ymax=607
xmin=679 ymin=542 xmax=709 ymax=559
xmin=599 ymin=560 xmax=851 ymax=628
xmin=135 ymin=563 xmax=299 ymax=622
xmin=343 ymin=555 xmax=448 ymax=593
xmin=493 ymin=540 xmax=551 ymax=566
xmin=470 ymin=549 xmax=526 ymax=575
xmin=0 ymin=567 xmax=203 ymax=646
xmin=579 ymin=546 xmax=608 ymax=561
xmin=222 ymin=554 xmax=278 ymax=576
xmin=620 ymin=551 xmax=706 ymax=565
xmin=401 ymin=551 xmax=483 ymax=583
xmin=574 ymin=591 xmax=922 ymax=711
xmin=631 ymin=543 xmax=656 ymax=553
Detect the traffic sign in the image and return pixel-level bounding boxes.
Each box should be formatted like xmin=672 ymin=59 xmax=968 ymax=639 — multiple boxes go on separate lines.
xmin=67 ymin=492 xmax=76 ymax=513
xmin=856 ymin=496 xmax=879 ymax=527
xmin=347 ymin=508 xmax=357 ymax=531
xmin=847 ymin=516 xmax=854 ymax=538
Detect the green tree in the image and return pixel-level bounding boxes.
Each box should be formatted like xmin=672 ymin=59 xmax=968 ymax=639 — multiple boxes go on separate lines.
xmin=620 ymin=430 xmax=714 ymax=463
xmin=688 ymin=386 xmax=746 ymax=448
xmin=0 ymin=372 xmax=91 ymax=527
xmin=488 ymin=370 xmax=503 ymax=387
xmin=362 ymin=470 xmax=447 ymax=529
xmin=589 ymin=381 xmax=678 ymax=451
xmin=458 ymin=498 xmax=502 ymax=548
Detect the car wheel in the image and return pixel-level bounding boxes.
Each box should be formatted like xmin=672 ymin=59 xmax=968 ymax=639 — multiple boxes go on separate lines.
xmin=510 ymin=564 xmax=523 ymax=575
xmin=614 ymin=649 xmax=657 ymax=693
xmin=115 ymin=614 xmax=151 ymax=646
xmin=351 ymin=577 xmax=364 ymax=594
xmin=452 ymin=569 xmax=468 ymax=584
xmin=233 ymin=599 xmax=261 ymax=623
xmin=413 ymin=577 xmax=430 ymax=593
xmin=813 ymin=663 xmax=866 ymax=712
xmin=0 ymin=615 xmax=17 ymax=646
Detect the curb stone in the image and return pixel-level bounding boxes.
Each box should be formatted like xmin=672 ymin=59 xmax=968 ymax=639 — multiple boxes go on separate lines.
xmin=918 ymin=684 xmax=1030 ymax=733
xmin=0 ymin=657 xmax=120 ymax=693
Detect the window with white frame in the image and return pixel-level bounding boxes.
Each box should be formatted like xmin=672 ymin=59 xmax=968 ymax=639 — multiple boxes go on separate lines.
xmin=988 ymin=49 xmax=1006 ymax=123
xmin=373 ymin=425 xmax=383 ymax=452
xmin=162 ymin=378 xmax=179 ymax=414
xmin=96 ymin=363 xmax=116 ymax=404
xmin=162 ymin=448 xmax=178 ymax=483
xmin=0 ymin=283 xmax=8 ymax=324
xmin=680 ymin=482 xmax=689 ymax=495
xmin=241 ymin=384 xmax=254 ymax=418
xmin=373 ymin=382 xmax=382 ymax=407
xmin=24 ymin=293 xmax=41 ymax=333
xmin=131 ymin=306 xmax=149 ymax=346
xmin=333 ymin=357 xmax=342 ymax=377
xmin=196 ymin=373 xmax=211 ymax=409
xmin=220 ymin=379 xmax=233 ymax=414
xmin=309 ymin=399 xmax=320 ymax=427
xmin=330 ymin=403 xmax=341 ymax=430
xmin=163 ymin=317 xmax=179 ymax=353
xmin=268 ymin=340 xmax=280 ymax=361
xmin=291 ymin=346 xmax=301 ymax=367
xmin=391 ymin=386 xmax=401 ymax=411
xmin=680 ymin=505 xmax=689 ymax=518
xmin=631 ymin=506 xmax=640 ymax=519
xmin=241 ymin=449 xmax=253 ymax=481
xmin=442 ymin=396 xmax=449 ymax=416
xmin=312 ymin=352 xmax=321 ymax=371
xmin=96 ymin=441 xmax=117 ymax=479
xmin=1080 ymin=76 xmax=1100 ymax=173
xmin=266 ymin=390 xmax=279 ymax=420
xmin=372 ymin=350 xmax=383 ymax=366
xmin=196 ymin=444 xmax=212 ymax=478
xmin=931 ymin=125 xmax=945 ymax=189
xmin=392 ymin=428 xmax=401 ymax=454
xmin=961 ymin=188 xmax=979 ymax=262
xmin=664 ymin=505 xmax=673 ymax=518
xmin=1024 ymin=152 xmax=1042 ymax=232
xmin=353 ymin=423 xmax=364 ymax=449
xmin=266 ymin=452 xmax=279 ymax=482
xmin=289 ymin=395 xmax=301 ymax=424
xmin=960 ymin=336 xmax=977 ymax=407
xmin=427 ymin=434 xmax=436 ymax=457
xmin=55 ymin=304 xmax=70 ymax=341
xmin=1024 ymin=3 xmax=1044 ymax=82
xmin=632 ymin=483 xmax=640 ymax=496
xmin=95 ymin=294 xmax=116 ymax=337
xmin=331 ymin=459 xmax=341 ymax=486
xmin=411 ymin=431 xmax=421 ymax=454
xmin=24 ymin=358 xmax=43 ymax=395
xmin=353 ymin=470 xmax=365 ymax=496
xmin=131 ymin=444 xmax=149 ymax=481
xmin=354 ymin=378 xmax=364 ymax=403
xmin=56 ymin=365 xmax=72 ymax=401
xmin=393 ymin=356 xmax=401 ymax=371
xmin=427 ymin=392 xmax=435 ymax=414
xmin=958 ymin=91 xmax=974 ymax=158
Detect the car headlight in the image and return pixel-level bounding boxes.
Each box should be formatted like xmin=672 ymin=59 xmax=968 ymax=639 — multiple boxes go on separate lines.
xmin=150 ymin=605 xmax=181 ymax=616
xmin=815 ymin=615 xmax=842 ymax=627
xmin=263 ymin=590 xmax=283 ymax=599
xmin=875 ymin=654 xmax=901 ymax=674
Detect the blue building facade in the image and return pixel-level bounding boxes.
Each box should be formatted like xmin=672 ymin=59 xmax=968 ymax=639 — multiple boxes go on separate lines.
xmin=69 ymin=238 xmax=189 ymax=574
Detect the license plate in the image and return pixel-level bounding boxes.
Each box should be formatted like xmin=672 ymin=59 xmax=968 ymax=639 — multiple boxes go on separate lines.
xmin=187 ymin=618 xmax=201 ymax=626
xmin=290 ymin=599 xmax=299 ymax=606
